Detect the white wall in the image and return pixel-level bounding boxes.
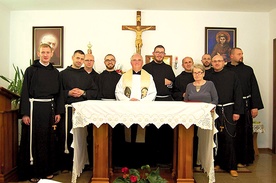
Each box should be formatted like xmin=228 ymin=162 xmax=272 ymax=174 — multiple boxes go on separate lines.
xmin=0 ymin=4 xmax=10 ymax=88
xmin=9 ymin=10 xmax=271 ymax=148
xmin=268 ymin=8 xmax=276 ymax=149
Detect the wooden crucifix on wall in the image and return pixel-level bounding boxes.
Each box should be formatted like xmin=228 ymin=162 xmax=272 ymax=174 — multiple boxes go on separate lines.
xmin=122 ymin=11 xmax=156 ymax=54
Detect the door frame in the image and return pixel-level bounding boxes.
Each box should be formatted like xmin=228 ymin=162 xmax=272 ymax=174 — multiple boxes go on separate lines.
xmin=273 ymin=38 xmax=276 ymax=153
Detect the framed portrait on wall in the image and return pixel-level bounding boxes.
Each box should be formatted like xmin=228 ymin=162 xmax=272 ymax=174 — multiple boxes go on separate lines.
xmin=205 ymin=27 xmax=236 ymax=62
xmin=145 ymin=55 xmax=173 ymax=66
xmin=32 ymin=26 xmax=64 ymax=68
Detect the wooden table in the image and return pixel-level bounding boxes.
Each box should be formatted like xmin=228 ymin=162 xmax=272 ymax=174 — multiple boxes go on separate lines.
xmin=71 ymin=101 xmax=216 ymax=183
xmin=0 ymin=87 xmax=19 ymax=183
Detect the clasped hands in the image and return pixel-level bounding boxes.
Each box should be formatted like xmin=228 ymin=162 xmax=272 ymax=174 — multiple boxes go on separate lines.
xmin=165 ymin=78 xmax=172 ymax=86
xmin=69 ymin=88 xmax=85 ymax=98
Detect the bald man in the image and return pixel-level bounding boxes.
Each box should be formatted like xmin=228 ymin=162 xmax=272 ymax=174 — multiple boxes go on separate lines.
xmin=208 ymin=54 xmax=243 ymax=177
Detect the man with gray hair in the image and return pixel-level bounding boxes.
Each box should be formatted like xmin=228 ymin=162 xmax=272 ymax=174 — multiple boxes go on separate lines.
xmin=115 ymin=53 xmax=156 ymax=167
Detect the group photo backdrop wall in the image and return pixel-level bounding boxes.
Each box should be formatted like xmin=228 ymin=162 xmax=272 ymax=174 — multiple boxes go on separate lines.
xmin=2 ymin=9 xmax=272 ymax=149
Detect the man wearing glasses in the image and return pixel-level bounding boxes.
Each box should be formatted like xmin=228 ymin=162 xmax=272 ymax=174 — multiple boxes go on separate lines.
xmin=208 ymin=54 xmax=243 ymax=177
xmin=84 ymin=53 xmax=99 ymax=84
xmin=143 ymin=45 xmax=175 ymax=167
xmin=83 ymin=53 xmax=100 ymax=169
xmin=98 ymin=54 xmax=121 ymax=100
xmin=143 ymin=45 xmax=175 ymax=101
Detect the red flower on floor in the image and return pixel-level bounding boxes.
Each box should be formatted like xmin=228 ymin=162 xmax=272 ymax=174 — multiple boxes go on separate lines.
xmin=122 ymin=167 xmax=129 ymax=174
xmin=113 ymin=165 xmax=167 ymax=183
xmin=130 ymin=175 xmax=137 ymax=182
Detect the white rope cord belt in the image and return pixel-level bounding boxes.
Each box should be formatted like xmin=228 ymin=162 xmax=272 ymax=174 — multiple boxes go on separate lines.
xmin=64 ymin=104 xmax=72 ymax=154
xmin=29 ymin=98 xmax=53 ymax=165
xmin=215 ymin=102 xmax=234 ymax=156
xmin=156 ymin=95 xmax=170 ymax=98
xmin=217 ymin=102 xmax=234 ymax=107
xmin=243 ymin=95 xmax=251 ymax=99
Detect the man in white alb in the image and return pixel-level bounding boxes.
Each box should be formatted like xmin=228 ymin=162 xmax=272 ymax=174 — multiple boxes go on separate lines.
xmin=115 ymin=53 xmax=156 ymax=167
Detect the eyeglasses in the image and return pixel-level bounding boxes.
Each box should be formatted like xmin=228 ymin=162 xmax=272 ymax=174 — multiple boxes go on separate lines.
xmin=131 ymin=59 xmax=142 ymax=62
xmin=154 ymin=51 xmax=165 ymax=55
xmin=105 ymin=59 xmax=115 ymax=62
xmin=212 ymin=60 xmax=224 ymax=63
xmin=193 ymin=72 xmax=204 ymax=75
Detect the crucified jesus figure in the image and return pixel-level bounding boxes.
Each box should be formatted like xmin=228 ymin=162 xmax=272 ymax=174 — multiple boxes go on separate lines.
xmin=123 ymin=25 xmax=153 ymax=54
xmin=122 ymin=11 xmax=156 ymax=54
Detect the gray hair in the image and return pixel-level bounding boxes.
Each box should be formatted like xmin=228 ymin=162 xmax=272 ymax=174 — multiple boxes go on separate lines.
xmin=192 ymin=64 xmax=205 ymax=73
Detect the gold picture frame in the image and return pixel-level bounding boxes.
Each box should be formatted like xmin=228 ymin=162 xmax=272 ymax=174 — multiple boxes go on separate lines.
xmin=32 ymin=26 xmax=64 ymax=68
xmin=145 ymin=55 xmax=173 ymax=66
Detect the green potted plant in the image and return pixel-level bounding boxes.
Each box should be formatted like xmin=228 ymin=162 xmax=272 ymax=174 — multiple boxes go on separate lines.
xmin=113 ymin=165 xmax=167 ymax=183
xmin=0 ymin=64 xmax=24 ymax=108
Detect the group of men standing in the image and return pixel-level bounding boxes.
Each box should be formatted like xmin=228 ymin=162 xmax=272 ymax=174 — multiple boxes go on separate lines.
xmin=18 ymin=45 xmax=121 ymax=181
xmin=18 ymin=42 xmax=263 ymax=182
xmin=194 ymin=49 xmax=263 ymax=177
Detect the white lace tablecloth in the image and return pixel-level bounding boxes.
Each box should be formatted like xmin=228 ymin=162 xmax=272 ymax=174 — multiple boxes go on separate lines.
xmin=253 ymin=121 xmax=265 ymax=133
xmin=71 ymin=100 xmax=216 ymax=183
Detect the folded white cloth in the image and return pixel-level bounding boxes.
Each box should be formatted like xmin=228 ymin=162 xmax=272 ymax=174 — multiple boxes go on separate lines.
xmin=38 ymin=179 xmax=62 ymax=183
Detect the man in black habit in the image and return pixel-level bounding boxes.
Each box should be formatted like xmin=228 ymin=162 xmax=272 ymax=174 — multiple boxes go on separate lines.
xmin=83 ymin=52 xmax=99 ymax=168
xmin=208 ymin=54 xmax=243 ymax=177
xmin=97 ymin=53 xmax=122 ymax=167
xmin=18 ymin=43 xmax=64 ymax=182
xmin=172 ymin=56 xmax=194 ymax=101
xmin=201 ymin=53 xmax=214 ymax=79
xmin=172 ymin=56 xmax=200 ymax=169
xmin=59 ymin=50 xmax=98 ymax=172
xmin=84 ymin=53 xmax=99 ymax=84
xmin=142 ymin=45 xmax=175 ymax=166
xmin=97 ymin=54 xmax=121 ymax=100
xmin=226 ymin=47 xmax=264 ymax=167
xmin=173 ymin=56 xmax=205 ymax=168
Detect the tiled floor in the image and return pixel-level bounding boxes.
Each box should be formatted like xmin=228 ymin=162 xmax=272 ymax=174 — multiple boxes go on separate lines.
xmin=194 ymin=149 xmax=276 ymax=183
xmin=16 ymin=149 xmax=276 ymax=183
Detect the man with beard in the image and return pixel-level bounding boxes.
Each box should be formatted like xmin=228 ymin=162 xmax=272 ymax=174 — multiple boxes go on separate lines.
xmin=209 ymin=55 xmax=243 ymax=177
xmin=226 ymin=47 xmax=264 ymax=167
xmin=201 ymin=54 xmax=213 ymax=79
xmin=84 ymin=53 xmax=99 ymax=84
xmin=97 ymin=54 xmax=122 ymax=166
xmin=143 ymin=45 xmax=175 ymax=166
xmin=98 ymin=54 xmax=121 ymax=100
xmin=59 ymin=50 xmax=98 ymax=173
xmin=18 ymin=43 xmax=64 ymax=182
xmin=172 ymin=56 xmax=194 ymax=101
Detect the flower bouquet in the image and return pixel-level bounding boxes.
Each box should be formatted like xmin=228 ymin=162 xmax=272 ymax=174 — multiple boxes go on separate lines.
xmin=113 ymin=165 xmax=167 ymax=183
xmin=115 ymin=63 xmax=124 ymax=75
